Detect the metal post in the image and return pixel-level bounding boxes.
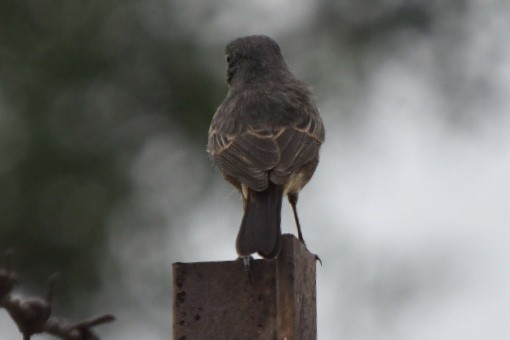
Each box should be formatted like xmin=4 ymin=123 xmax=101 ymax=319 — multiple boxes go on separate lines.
xmin=172 ymin=234 xmax=317 ymax=340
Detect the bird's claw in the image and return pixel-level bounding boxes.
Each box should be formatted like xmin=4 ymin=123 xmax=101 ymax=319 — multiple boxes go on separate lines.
xmin=242 ymin=256 xmax=251 ymax=272
xmin=314 ymin=254 xmax=322 ymax=266
xmin=240 ymin=256 xmax=253 ymax=283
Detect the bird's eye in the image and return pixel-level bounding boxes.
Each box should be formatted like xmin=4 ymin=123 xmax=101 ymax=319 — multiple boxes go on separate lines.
xmin=226 ymin=56 xmax=232 ymax=64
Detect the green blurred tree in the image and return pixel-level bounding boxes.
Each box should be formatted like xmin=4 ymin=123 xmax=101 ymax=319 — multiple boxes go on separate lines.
xmin=0 ymin=0 xmax=222 ymax=311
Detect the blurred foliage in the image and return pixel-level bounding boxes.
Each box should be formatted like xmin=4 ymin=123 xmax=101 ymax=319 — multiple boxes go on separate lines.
xmin=0 ymin=0 xmax=222 ymax=311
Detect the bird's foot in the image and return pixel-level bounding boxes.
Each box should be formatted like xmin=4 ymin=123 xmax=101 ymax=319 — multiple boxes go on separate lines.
xmin=240 ymin=255 xmax=253 ymax=283
xmin=313 ymin=253 xmax=323 ymax=266
xmin=299 ymin=240 xmax=322 ymax=265
xmin=242 ymin=256 xmax=251 ymax=271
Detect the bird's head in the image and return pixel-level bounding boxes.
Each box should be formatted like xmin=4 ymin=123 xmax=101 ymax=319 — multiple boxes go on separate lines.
xmin=225 ymin=35 xmax=289 ymax=86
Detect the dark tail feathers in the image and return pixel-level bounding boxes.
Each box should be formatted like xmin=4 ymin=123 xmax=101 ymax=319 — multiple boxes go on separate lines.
xmin=236 ymin=183 xmax=283 ymax=259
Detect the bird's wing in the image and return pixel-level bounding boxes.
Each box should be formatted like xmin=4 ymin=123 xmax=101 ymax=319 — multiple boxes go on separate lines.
xmin=270 ymin=110 xmax=325 ymax=186
xmin=208 ymin=121 xmax=280 ymax=191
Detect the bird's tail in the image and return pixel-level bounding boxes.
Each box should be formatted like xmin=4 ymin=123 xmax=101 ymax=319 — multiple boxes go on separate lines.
xmin=236 ymin=183 xmax=283 ymax=259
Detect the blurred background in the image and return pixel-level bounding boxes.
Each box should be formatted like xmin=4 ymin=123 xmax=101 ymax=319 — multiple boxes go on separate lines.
xmin=1 ymin=0 xmax=510 ymax=339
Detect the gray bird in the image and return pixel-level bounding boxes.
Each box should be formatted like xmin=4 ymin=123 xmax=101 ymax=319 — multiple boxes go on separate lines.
xmin=207 ymin=35 xmax=325 ymax=260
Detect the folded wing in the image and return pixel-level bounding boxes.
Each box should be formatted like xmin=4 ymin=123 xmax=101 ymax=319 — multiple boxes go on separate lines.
xmin=208 ymin=110 xmax=324 ymax=192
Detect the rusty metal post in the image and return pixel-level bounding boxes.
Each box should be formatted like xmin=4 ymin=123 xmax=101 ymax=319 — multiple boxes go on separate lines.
xmin=172 ymin=234 xmax=317 ymax=340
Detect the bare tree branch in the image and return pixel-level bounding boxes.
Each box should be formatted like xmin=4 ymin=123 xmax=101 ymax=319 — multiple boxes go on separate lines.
xmin=0 ymin=250 xmax=115 ymax=339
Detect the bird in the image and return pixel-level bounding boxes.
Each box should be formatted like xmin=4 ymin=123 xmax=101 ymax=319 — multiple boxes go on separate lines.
xmin=207 ymin=35 xmax=325 ymax=262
